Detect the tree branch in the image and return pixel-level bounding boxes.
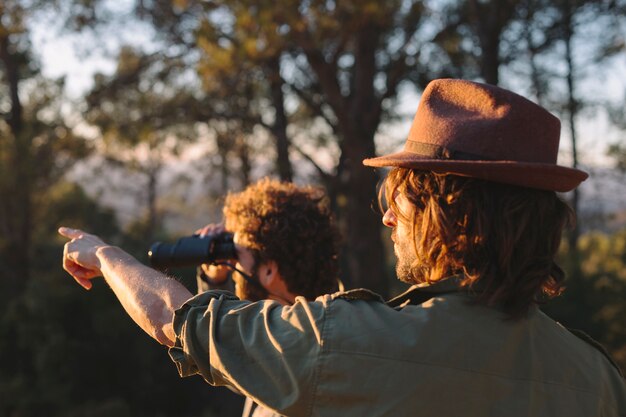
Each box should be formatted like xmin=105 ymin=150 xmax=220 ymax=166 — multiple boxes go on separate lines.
xmin=292 ymin=26 xmax=348 ymax=123
xmin=288 ymin=83 xmax=339 ymax=136
xmin=290 ymin=141 xmax=332 ymax=181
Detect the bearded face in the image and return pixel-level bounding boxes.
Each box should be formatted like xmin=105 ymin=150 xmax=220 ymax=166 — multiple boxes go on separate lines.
xmin=391 ymin=229 xmax=419 ymax=284
xmin=232 ymin=267 xmax=268 ymax=302
xmin=385 ymin=192 xmax=424 ymax=285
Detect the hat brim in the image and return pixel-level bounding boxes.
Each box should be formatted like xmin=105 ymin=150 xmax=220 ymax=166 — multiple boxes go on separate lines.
xmin=363 ymin=151 xmax=588 ymax=192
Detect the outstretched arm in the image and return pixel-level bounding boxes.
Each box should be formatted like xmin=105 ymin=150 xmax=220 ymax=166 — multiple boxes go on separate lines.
xmin=59 ymin=227 xmax=192 ymax=346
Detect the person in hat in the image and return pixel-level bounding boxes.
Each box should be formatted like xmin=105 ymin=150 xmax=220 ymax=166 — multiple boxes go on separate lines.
xmin=59 ymin=79 xmax=626 ymax=416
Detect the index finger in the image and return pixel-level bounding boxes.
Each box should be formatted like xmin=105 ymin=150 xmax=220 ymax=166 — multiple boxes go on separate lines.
xmin=58 ymin=227 xmax=84 ymax=239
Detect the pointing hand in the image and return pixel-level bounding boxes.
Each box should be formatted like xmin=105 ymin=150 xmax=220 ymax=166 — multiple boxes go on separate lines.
xmin=58 ymin=227 xmax=109 ymax=290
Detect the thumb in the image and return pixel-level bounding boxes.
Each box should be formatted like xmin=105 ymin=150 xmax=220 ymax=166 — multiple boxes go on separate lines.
xmin=58 ymin=227 xmax=84 ymax=239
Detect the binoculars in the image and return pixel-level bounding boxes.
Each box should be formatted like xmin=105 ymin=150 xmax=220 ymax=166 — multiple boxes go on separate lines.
xmin=148 ymin=232 xmax=237 ymax=269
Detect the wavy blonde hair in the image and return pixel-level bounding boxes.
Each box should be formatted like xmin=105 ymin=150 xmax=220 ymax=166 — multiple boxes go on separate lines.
xmin=383 ymin=168 xmax=574 ymax=317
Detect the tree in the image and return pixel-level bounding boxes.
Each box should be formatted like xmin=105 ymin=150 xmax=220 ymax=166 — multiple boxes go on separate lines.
xmin=83 ymin=46 xmax=203 ymax=241
xmin=544 ymin=229 xmax=626 ymax=371
xmin=435 ymin=0 xmax=620 ymax=253
xmin=135 ymin=0 xmax=294 ymax=182
xmin=0 ymin=1 xmax=89 ymax=296
xmin=195 ymin=3 xmax=294 ymax=181
xmin=531 ymin=0 xmax=617 ymax=252
xmin=131 ymin=0 xmax=450 ymax=294
xmin=432 ymin=0 xmax=523 ymax=85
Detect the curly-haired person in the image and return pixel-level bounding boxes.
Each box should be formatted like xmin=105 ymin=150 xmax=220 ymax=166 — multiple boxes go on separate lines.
xmin=194 ymin=178 xmax=341 ymax=417
xmin=196 ymin=178 xmax=340 ymax=304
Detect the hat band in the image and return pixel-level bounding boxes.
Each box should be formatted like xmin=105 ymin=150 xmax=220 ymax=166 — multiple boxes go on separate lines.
xmin=405 ymin=140 xmax=487 ymax=161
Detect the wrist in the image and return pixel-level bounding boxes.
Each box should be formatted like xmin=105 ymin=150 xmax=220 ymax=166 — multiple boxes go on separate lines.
xmin=96 ymin=245 xmax=130 ymax=273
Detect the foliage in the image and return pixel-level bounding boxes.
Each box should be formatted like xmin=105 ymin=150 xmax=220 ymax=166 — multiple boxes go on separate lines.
xmin=0 ymin=182 xmax=243 ymax=416
xmin=127 ymin=0 xmax=626 ymax=294
xmin=166 ymin=0 xmax=443 ymax=294
xmin=544 ymin=229 xmax=626 ymax=371
xmin=0 ymin=2 xmax=240 ymax=415
xmin=84 ymin=45 xmax=203 ymax=241
xmin=1 ymin=1 xmax=92 ymax=296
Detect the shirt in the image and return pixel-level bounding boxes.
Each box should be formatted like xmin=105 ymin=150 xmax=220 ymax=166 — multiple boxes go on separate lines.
xmin=169 ymin=279 xmax=626 ymax=416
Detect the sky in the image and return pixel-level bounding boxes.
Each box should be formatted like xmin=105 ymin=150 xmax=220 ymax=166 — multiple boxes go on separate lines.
xmin=30 ymin=1 xmax=152 ymax=99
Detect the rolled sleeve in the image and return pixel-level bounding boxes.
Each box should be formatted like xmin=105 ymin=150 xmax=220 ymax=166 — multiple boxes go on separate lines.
xmin=168 ymin=291 xmax=328 ymax=415
xmin=169 ymin=290 xmax=237 ymax=379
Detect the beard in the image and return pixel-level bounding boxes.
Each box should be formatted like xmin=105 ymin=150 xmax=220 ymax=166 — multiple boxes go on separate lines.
xmin=234 ymin=270 xmax=269 ymax=302
xmin=393 ymin=229 xmax=423 ymax=284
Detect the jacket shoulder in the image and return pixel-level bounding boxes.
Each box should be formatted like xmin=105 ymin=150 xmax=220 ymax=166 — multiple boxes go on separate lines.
xmin=567 ymin=327 xmax=624 ymax=377
xmin=329 ymin=288 xmax=385 ymax=303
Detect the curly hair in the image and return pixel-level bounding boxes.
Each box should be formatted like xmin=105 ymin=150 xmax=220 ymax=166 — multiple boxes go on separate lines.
xmin=383 ymin=168 xmax=574 ymax=318
xmin=223 ymin=178 xmax=340 ymax=300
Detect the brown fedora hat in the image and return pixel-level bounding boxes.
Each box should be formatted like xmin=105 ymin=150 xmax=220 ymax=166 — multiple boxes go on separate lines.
xmin=363 ymin=79 xmax=588 ymax=192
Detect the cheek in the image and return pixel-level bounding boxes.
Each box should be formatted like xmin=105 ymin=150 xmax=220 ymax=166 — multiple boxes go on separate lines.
xmin=235 ymin=249 xmax=256 ymax=273
xmin=396 ymin=217 xmax=412 ymax=240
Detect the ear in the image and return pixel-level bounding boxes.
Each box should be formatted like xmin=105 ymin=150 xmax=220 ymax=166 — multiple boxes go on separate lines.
xmin=258 ymin=260 xmax=281 ymax=287
xmin=258 ymin=260 xmax=298 ymax=305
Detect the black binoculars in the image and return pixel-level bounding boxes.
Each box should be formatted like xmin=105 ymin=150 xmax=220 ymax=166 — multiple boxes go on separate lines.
xmin=148 ymin=232 xmax=237 ymax=269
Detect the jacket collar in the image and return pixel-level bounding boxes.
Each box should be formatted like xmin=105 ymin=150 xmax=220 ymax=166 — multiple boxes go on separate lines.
xmin=386 ymin=275 xmax=476 ymax=308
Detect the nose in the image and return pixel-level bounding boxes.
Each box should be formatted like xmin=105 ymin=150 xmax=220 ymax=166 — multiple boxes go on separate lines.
xmin=382 ymin=208 xmax=397 ymax=228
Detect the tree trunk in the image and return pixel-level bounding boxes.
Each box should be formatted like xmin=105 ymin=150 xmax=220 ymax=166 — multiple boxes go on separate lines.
xmin=525 ymin=20 xmax=543 ymax=104
xmin=0 ymin=36 xmax=23 ymax=135
xmin=562 ymin=0 xmax=581 ymax=257
xmin=0 ymin=32 xmax=31 ymax=294
xmin=338 ymin=27 xmax=388 ymax=296
xmin=219 ymin=144 xmax=229 ymax=195
xmin=479 ymin=28 xmax=501 ymax=85
xmin=236 ymin=135 xmax=251 ymax=187
xmin=342 ymin=129 xmax=387 ymax=296
xmin=468 ymin=0 xmax=517 ymax=85
xmin=266 ymin=55 xmax=293 ymax=182
xmin=145 ymin=164 xmax=159 ymax=243
xmin=215 ymin=130 xmax=232 ymax=194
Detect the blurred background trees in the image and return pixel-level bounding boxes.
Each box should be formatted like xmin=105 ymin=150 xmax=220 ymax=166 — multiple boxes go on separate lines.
xmin=1 ymin=0 xmax=626 ymax=415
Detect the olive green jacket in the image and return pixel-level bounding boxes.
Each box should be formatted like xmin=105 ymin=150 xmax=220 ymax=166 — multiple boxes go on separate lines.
xmin=169 ymin=279 xmax=626 ymax=417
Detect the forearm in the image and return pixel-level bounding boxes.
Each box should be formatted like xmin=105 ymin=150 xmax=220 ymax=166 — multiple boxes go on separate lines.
xmin=97 ymin=246 xmax=192 ymax=346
